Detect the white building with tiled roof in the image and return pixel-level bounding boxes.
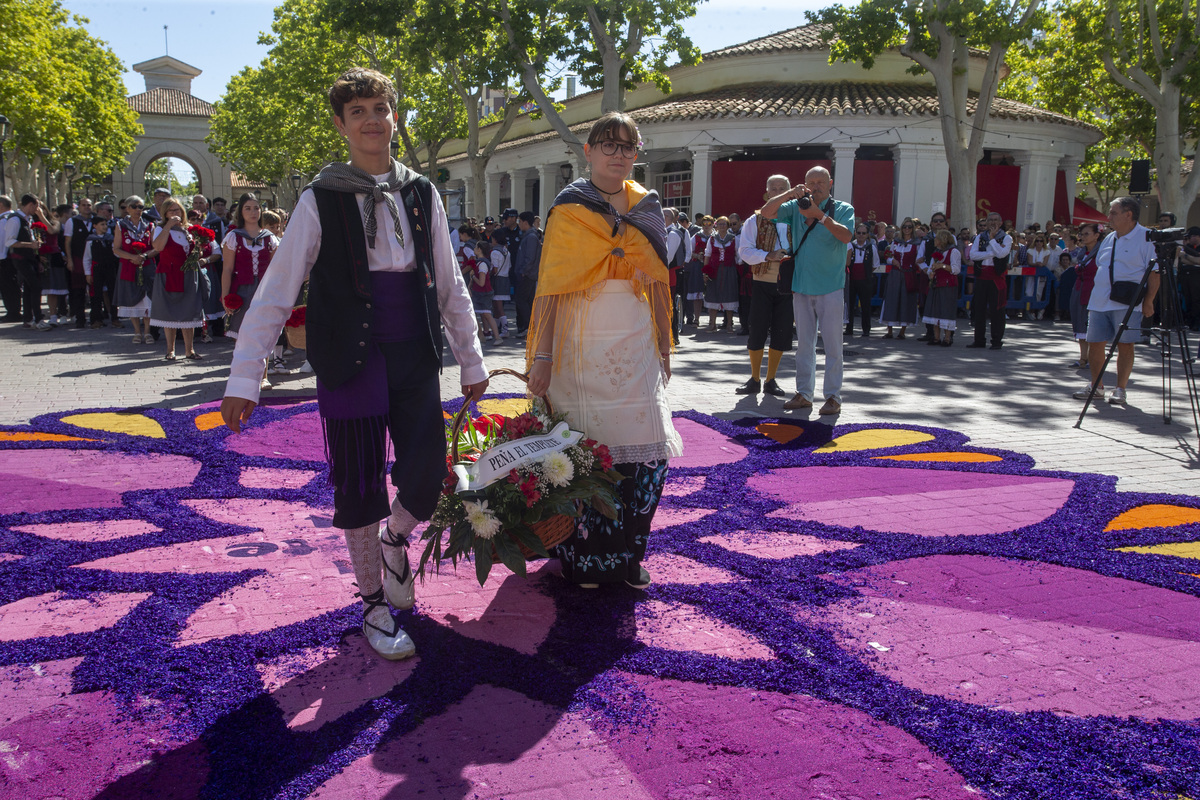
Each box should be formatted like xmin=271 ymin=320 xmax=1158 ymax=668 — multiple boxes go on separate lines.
xmin=111 ymin=56 xmax=233 ymax=203
xmin=440 ymin=24 xmax=1100 ymax=229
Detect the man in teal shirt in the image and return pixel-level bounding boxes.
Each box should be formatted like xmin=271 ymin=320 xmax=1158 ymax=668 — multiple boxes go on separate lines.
xmin=759 ymin=166 xmax=855 ymax=415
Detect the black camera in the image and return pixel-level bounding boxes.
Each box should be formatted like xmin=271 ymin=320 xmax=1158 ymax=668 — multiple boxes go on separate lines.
xmin=797 ymin=193 xmax=812 ymax=210
xmin=1146 ymin=227 xmax=1186 ymax=243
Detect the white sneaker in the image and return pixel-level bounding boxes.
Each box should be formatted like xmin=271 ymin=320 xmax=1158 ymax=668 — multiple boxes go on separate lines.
xmin=268 ymin=357 xmax=290 ymax=374
xmin=380 ymin=525 xmax=416 ymax=611
xmin=34 ymin=320 xmax=52 ymax=331
xmin=297 ymin=360 xmax=314 ymax=374
xmin=48 ymin=315 xmax=59 ymax=326
xmin=1072 ymin=383 xmax=1104 ymax=400
xmin=1108 ymin=387 xmax=1128 ymax=405
xmin=362 ymin=594 xmax=416 ymax=660
xmin=260 ymin=377 xmax=272 ymax=390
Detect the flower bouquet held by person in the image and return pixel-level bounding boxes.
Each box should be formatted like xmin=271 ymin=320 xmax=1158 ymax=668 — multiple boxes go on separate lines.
xmin=419 ymin=371 xmax=623 ymax=586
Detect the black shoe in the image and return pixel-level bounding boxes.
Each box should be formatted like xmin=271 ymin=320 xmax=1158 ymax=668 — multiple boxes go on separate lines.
xmin=860 ymin=331 xmax=870 ymax=337
xmin=844 ymin=326 xmax=853 ymax=336
xmin=966 ymin=342 xmax=987 ymax=348
xmin=762 ymin=379 xmax=787 ymax=397
xmin=990 ymin=342 xmax=1003 ymax=350
xmin=917 ymin=334 xmax=931 ymax=341
xmin=626 ymin=566 xmax=652 ymax=590
xmin=734 ymin=378 xmax=761 ymax=395
xmin=925 ymin=338 xmax=939 ymax=345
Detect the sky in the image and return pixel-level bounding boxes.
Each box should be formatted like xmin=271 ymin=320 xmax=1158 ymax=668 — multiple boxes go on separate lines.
xmin=57 ymin=0 xmax=832 ymax=182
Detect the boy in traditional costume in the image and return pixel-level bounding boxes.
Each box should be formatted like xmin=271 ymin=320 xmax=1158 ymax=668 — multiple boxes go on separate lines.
xmin=221 ymin=69 xmax=488 ymax=660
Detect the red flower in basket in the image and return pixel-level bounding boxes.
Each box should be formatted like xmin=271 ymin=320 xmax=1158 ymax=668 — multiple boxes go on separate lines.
xmin=187 ymin=225 xmax=216 ymax=244
xmin=223 ymin=293 xmax=244 ymax=311
xmin=594 ymin=443 xmax=613 ymax=472
xmin=472 ymin=413 xmax=507 ymax=436
xmin=508 ymin=469 xmax=542 ymax=508
xmin=285 ymin=306 xmax=306 ymax=328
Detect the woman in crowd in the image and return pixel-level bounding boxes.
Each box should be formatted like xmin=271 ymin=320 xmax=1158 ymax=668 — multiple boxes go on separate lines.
xmin=1025 ymin=232 xmax=1053 ymax=318
xmin=149 ymin=197 xmax=205 ymax=360
xmin=879 ymin=217 xmax=920 ymax=339
xmin=1069 ymin=222 xmax=1101 ymax=368
xmin=38 ymin=206 xmax=68 ymax=325
xmin=921 ymin=229 xmax=961 ymax=346
xmin=470 ymin=241 xmax=504 ymax=344
xmin=526 ymin=111 xmax=682 ymax=590
xmin=686 ymin=215 xmax=713 ymax=326
xmin=112 ymin=195 xmax=155 ymax=343
xmin=487 ymin=232 xmax=512 ymax=337
xmin=220 ymin=193 xmax=278 ymax=341
xmin=702 ymin=215 xmax=739 ymax=332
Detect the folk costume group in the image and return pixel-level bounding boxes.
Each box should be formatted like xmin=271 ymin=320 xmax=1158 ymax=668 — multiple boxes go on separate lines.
xmin=221 ymin=71 xmax=680 ymax=661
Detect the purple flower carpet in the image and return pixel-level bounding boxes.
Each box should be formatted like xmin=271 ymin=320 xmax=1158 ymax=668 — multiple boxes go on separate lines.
xmin=1 ymin=397 xmax=1199 ymax=799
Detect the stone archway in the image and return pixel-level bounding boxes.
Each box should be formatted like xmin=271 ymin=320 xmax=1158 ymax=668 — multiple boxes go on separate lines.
xmin=112 ymin=56 xmax=232 ymax=205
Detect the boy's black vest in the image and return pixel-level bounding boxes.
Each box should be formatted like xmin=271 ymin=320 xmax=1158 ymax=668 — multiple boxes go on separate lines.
xmin=69 ymin=215 xmax=91 ymax=262
xmin=307 ymin=180 xmax=441 ymax=389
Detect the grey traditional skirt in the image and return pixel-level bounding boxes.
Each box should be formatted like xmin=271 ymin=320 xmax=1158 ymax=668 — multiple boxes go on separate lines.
xmin=150 ymin=269 xmax=204 ymax=328
xmin=115 ymin=263 xmax=155 ymax=316
xmin=223 ymin=281 xmax=258 ymax=339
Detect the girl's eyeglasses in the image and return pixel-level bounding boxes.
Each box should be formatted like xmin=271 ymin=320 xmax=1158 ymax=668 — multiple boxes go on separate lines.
xmin=597 ymin=140 xmax=637 ymax=158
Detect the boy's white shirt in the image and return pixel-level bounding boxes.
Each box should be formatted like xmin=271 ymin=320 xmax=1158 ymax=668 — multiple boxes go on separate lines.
xmin=224 ymin=176 xmax=486 ymax=404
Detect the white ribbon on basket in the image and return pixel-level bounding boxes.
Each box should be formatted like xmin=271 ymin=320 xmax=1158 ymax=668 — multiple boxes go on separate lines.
xmin=453 ymin=421 xmax=584 ymax=493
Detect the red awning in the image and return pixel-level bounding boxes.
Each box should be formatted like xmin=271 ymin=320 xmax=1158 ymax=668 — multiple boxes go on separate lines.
xmin=1073 ymin=198 xmax=1108 ymax=224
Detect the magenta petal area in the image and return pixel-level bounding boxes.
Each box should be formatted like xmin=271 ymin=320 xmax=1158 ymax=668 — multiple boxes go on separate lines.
xmin=668 ymin=417 xmax=748 ymax=468
xmin=808 ymin=555 xmax=1200 ymax=719
xmin=223 ymin=409 xmax=327 ymax=462
xmin=601 ymin=674 xmax=976 ymax=800
xmin=0 ymin=450 xmax=201 ymax=514
xmin=0 ymin=591 xmax=152 ymax=641
xmin=752 ymin=466 xmax=1075 ymax=536
xmin=312 ymin=684 xmax=655 ymax=799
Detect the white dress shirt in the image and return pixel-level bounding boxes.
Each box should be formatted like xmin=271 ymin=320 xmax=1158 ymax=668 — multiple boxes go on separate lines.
xmin=970 ymin=231 xmax=1013 ymax=265
xmin=0 ymin=211 xmax=19 ymax=259
xmin=1088 ymin=224 xmax=1158 ymax=312
xmin=225 ymin=176 xmax=486 ymax=403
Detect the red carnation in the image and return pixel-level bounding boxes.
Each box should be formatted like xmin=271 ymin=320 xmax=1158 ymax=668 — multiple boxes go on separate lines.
xmin=188 ymin=225 xmax=216 ymax=243
xmin=31 ymin=221 xmax=49 ymax=232
xmin=125 ymin=241 xmax=149 ymax=254
xmin=594 ymin=443 xmax=613 ymax=471
xmin=285 ymin=306 xmax=306 ymax=328
xmin=472 ymin=413 xmax=506 ymax=436
xmin=441 ymin=473 xmax=458 ymax=496
xmin=223 ymin=293 xmax=244 ymax=311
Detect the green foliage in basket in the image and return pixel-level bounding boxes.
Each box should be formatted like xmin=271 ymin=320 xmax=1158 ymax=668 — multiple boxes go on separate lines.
xmin=419 ymin=402 xmax=622 ymax=586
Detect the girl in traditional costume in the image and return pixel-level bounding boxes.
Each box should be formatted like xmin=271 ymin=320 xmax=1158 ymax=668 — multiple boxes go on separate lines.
xmin=879 ymin=217 xmax=920 ymax=339
xmin=686 ymin=216 xmax=713 ymax=327
xmin=112 ymin=195 xmax=155 ymax=344
xmin=703 ymin=216 xmax=739 ymax=331
xmin=526 ymin=111 xmax=683 ymax=590
xmin=920 ymin=229 xmax=961 ymax=346
xmin=220 ymin=193 xmax=278 ymax=341
xmin=221 ymin=69 xmax=487 ymax=661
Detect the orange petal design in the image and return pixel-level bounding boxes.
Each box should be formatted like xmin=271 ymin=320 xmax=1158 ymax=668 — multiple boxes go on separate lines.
xmin=815 ymin=428 xmax=934 ymax=453
xmin=875 ymin=452 xmax=1002 ymax=463
xmin=758 ymin=422 xmax=806 ymax=448
xmin=756 ymin=423 xmax=805 ymax=444
xmin=60 ymin=412 xmax=166 ymax=439
xmin=0 ymin=432 xmax=96 ymax=443
xmin=194 ymin=411 xmax=226 ymax=431
xmin=1105 ymin=504 xmax=1200 ymax=532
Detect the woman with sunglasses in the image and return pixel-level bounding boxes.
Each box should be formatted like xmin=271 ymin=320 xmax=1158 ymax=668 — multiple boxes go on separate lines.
xmin=112 ymin=195 xmax=155 ymax=344
xmin=525 ymin=111 xmax=682 ymax=591
xmin=879 ymin=218 xmax=919 ymax=338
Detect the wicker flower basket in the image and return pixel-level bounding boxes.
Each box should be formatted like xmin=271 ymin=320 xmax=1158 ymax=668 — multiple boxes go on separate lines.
xmin=284 ymin=325 xmax=307 ymax=351
xmin=448 ymin=368 xmax=576 ymax=559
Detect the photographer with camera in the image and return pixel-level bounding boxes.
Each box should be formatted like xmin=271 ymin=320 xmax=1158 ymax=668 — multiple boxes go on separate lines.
xmin=1179 ymin=226 xmax=1200 ymax=332
xmin=1072 ymin=196 xmax=1159 ymax=406
xmin=759 ymin=165 xmax=854 ymax=415
xmin=967 ymin=212 xmax=1012 ymax=349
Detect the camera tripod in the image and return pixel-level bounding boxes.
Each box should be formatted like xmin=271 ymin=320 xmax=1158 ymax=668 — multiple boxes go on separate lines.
xmin=1074 ymin=248 xmax=1200 ymax=449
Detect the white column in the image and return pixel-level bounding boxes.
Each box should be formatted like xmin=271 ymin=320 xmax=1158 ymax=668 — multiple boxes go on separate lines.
xmin=508 ymin=169 xmax=533 ymax=212
xmin=642 ymin=158 xmax=661 ymax=198
xmin=1014 ymin=152 xmax=1061 ymax=230
xmin=570 ymin=156 xmax=587 ymax=185
xmin=830 ymin=144 xmax=857 ymax=213
xmin=891 ymin=143 xmax=949 ymax=223
xmin=462 ymin=177 xmax=476 ymax=220
xmin=1059 ymin=155 xmax=1083 ymax=211
xmin=689 ymin=145 xmax=714 ymax=216
xmin=485 ymin=172 xmax=503 ymax=219
xmin=538 ymin=163 xmax=561 ymax=216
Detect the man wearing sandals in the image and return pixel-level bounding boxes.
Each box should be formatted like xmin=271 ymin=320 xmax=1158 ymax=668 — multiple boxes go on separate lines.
xmin=221 ymin=69 xmax=488 ymax=660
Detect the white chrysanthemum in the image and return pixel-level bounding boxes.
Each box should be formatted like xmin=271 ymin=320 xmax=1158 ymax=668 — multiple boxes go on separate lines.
xmin=463 ymin=500 xmax=501 ymax=540
xmin=540 ymin=451 xmax=575 ymax=487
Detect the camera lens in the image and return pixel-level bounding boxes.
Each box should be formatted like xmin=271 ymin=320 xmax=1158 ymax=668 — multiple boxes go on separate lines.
xmin=798 ymin=196 xmax=812 ymax=210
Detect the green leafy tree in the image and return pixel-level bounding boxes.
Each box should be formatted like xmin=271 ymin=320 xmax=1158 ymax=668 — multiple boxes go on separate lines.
xmin=1000 ymin=10 xmax=1150 ymax=206
xmin=0 ymin=0 xmax=142 ymax=202
xmin=1065 ymin=0 xmax=1199 ymax=218
xmin=808 ymin=0 xmax=1045 ymax=228
xmin=326 ymin=0 xmax=530 ymax=216
xmin=207 ymin=0 xmax=464 ymax=209
xmin=495 ymin=0 xmax=704 ymax=158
